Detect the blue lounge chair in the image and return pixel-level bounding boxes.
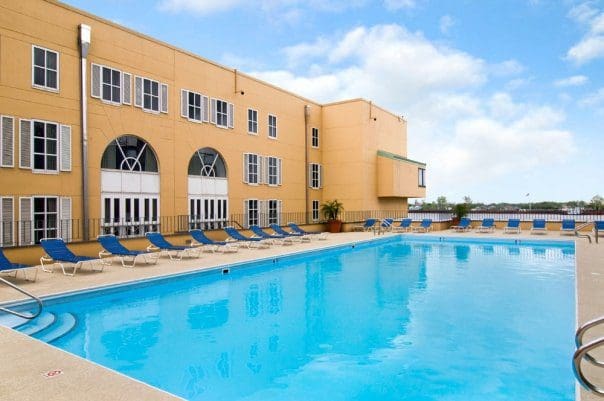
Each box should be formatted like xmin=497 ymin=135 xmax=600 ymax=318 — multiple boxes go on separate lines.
xmin=40 ymin=238 xmax=102 ymax=276
xmin=561 ymin=219 xmax=575 ymax=235
xmin=287 ymin=223 xmax=328 ymax=240
xmin=504 ymin=218 xmax=521 ymax=234
xmin=477 ymin=218 xmax=495 ymax=233
xmin=0 ymin=248 xmax=37 ymax=281
xmin=380 ymin=218 xmax=394 ymax=232
xmin=392 ymin=218 xmax=412 ymax=233
xmin=595 ymin=221 xmax=604 ymax=238
xmin=353 ymin=218 xmax=377 ymax=232
xmin=452 ymin=217 xmax=472 ymax=232
xmin=270 ymin=224 xmax=311 ymax=242
xmin=145 ymin=232 xmax=201 ymax=260
xmin=250 ymin=225 xmax=294 ymax=245
xmin=190 ymin=229 xmax=238 ymax=253
xmin=530 ymin=219 xmax=547 ymax=234
xmin=223 ymin=227 xmax=271 ymax=249
xmin=98 ymin=234 xmax=160 ymax=267
xmin=412 ymin=219 xmax=432 ymax=233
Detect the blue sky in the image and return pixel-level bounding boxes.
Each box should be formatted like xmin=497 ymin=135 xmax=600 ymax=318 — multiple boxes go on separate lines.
xmin=65 ymin=0 xmax=604 ymax=203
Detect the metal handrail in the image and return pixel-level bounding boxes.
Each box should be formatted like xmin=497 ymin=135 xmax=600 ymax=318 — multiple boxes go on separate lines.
xmin=576 ymin=316 xmax=604 ymax=367
xmin=574 ymin=337 xmax=604 ymax=396
xmin=0 ymin=277 xmax=43 ymax=320
xmin=575 ymin=222 xmax=593 ymax=243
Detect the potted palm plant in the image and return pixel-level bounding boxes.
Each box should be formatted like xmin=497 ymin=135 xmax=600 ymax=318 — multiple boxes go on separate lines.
xmin=452 ymin=203 xmax=469 ymax=227
xmin=320 ymin=199 xmax=344 ymax=233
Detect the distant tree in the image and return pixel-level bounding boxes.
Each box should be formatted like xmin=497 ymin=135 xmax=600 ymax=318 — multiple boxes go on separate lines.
xmin=463 ymin=196 xmax=472 ymax=205
xmin=436 ymin=196 xmax=448 ymax=209
xmin=590 ymin=195 xmax=604 ymax=211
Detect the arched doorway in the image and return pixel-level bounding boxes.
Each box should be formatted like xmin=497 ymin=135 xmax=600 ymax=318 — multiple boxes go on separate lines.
xmin=100 ymin=135 xmax=160 ymax=236
xmin=188 ymin=148 xmax=228 ymax=229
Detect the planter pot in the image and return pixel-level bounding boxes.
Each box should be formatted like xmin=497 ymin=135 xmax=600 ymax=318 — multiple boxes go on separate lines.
xmin=327 ymin=220 xmax=342 ymax=233
xmin=451 ymin=217 xmax=460 ymax=227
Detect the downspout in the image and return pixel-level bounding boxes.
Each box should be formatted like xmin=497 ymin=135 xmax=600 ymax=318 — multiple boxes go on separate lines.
xmin=304 ymin=105 xmax=310 ymax=224
xmin=79 ymin=24 xmax=91 ymax=241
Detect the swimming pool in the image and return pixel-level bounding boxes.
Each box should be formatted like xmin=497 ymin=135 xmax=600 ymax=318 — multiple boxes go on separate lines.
xmin=14 ymin=236 xmax=577 ymax=400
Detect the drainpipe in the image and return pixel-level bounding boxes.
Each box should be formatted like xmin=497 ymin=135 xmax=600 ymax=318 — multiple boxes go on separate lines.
xmin=79 ymin=24 xmax=91 ymax=241
xmin=304 ymin=105 xmax=310 ymax=224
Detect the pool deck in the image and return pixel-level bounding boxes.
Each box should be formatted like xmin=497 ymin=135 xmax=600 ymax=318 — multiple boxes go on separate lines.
xmin=0 ymin=229 xmax=602 ymax=400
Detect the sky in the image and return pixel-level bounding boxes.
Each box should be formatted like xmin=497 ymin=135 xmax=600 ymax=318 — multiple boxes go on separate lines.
xmin=64 ymin=0 xmax=604 ymax=204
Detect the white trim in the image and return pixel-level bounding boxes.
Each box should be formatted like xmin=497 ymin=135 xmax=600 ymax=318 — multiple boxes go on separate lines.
xmin=31 ymin=45 xmax=59 ymax=92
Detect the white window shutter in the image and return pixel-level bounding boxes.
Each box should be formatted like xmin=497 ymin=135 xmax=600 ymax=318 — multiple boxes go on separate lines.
xmin=210 ymin=98 xmax=217 ymax=124
xmin=19 ymin=197 xmax=33 ymax=246
xmin=318 ymin=164 xmax=322 ymax=188
xmin=1 ymin=116 xmax=14 ymax=167
xmin=308 ymin=164 xmax=312 ymax=188
xmin=243 ymin=199 xmax=249 ymax=228
xmin=122 ymin=72 xmax=132 ymax=105
xmin=243 ymin=153 xmax=249 ymax=183
xmin=259 ymin=200 xmax=266 ymax=227
xmin=19 ymin=119 xmax=31 ymax=169
xmin=228 ymin=103 xmax=234 ymax=128
xmin=134 ymin=76 xmax=143 ymax=107
xmin=258 ymin=155 xmax=264 ymax=185
xmin=59 ymin=124 xmax=71 ymax=171
xmin=277 ymin=158 xmax=282 ymax=185
xmin=60 ymin=197 xmax=72 ymax=242
xmin=1 ymin=197 xmax=14 ymax=246
xmin=160 ymin=83 xmax=168 ymax=113
xmin=277 ymin=200 xmax=282 ymax=225
xmin=91 ymin=63 xmax=101 ymax=99
xmin=181 ymin=89 xmax=188 ymax=118
xmin=202 ymin=96 xmax=209 ymax=122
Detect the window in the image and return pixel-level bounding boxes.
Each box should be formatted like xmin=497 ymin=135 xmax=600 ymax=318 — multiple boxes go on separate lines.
xmin=33 ymin=196 xmax=58 ymax=243
xmin=312 ymin=200 xmax=320 ymax=222
xmin=267 ymin=200 xmax=281 ymax=225
xmin=143 ymin=78 xmax=159 ymax=112
xmin=311 ymin=127 xmax=319 ymax=148
xmin=181 ymin=89 xmax=209 ymax=122
xmin=244 ymin=153 xmax=259 ymax=184
xmin=309 ymin=163 xmax=321 ymax=189
xmin=267 ymin=156 xmax=282 ymax=186
xmin=418 ymin=167 xmax=426 ymax=187
xmin=33 ymin=121 xmax=58 ymax=172
xmin=188 ymin=148 xmax=227 ymax=177
xmin=245 ymin=199 xmax=259 ymax=228
xmin=102 ymin=195 xmax=159 ymax=237
xmin=101 ymin=135 xmax=158 ymax=172
xmin=268 ymin=114 xmax=277 ymax=138
xmin=32 ymin=46 xmax=58 ymax=91
xmin=102 ymin=66 xmax=121 ymax=103
xmin=210 ymin=98 xmax=234 ymax=128
xmin=248 ymin=109 xmax=258 ymax=134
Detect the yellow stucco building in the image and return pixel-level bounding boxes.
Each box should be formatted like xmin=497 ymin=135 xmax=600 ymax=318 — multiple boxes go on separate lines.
xmin=0 ymin=0 xmax=425 ymax=247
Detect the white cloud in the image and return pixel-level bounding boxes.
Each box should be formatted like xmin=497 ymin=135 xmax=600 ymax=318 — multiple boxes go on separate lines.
xmin=249 ymin=24 xmax=576 ymax=201
xmin=158 ymin=0 xmax=243 ymax=14
xmin=383 ymin=0 xmax=416 ymax=10
xmin=580 ymin=87 xmax=604 ymax=106
xmin=439 ymin=15 xmax=454 ymax=34
xmin=566 ymin=3 xmax=604 ymax=64
xmin=489 ymin=59 xmax=525 ymax=77
xmin=554 ymin=75 xmax=588 ymax=87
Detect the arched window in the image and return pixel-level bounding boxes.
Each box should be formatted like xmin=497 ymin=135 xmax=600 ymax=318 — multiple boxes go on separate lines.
xmin=188 ymin=148 xmax=228 ymax=230
xmin=100 ymin=135 xmax=160 ymax=237
xmin=101 ymin=135 xmax=158 ymax=172
xmin=188 ymin=148 xmax=226 ymax=177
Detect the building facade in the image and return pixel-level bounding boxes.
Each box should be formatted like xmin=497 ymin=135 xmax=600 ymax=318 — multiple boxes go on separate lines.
xmin=0 ymin=0 xmax=426 ymax=246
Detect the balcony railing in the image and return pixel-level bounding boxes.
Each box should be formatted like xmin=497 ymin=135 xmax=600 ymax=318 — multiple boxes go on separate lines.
xmin=2 ymin=209 xmax=602 ymax=247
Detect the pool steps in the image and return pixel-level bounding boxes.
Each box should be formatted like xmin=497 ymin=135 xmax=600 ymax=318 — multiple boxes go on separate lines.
xmin=0 ymin=311 xmax=77 ymax=343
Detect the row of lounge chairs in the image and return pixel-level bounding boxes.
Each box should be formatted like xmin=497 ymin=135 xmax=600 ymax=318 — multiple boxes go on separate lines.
xmin=0 ymin=223 xmax=328 ymax=280
xmin=453 ymin=218 xmax=602 ymax=235
xmin=354 ymin=218 xmax=433 ymax=233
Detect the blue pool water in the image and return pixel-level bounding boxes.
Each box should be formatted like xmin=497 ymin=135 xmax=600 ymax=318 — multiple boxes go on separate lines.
xmin=43 ymin=237 xmax=574 ymax=400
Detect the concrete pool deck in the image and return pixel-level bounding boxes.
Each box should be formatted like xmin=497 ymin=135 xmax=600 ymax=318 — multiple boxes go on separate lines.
xmin=0 ymin=230 xmax=602 ymax=400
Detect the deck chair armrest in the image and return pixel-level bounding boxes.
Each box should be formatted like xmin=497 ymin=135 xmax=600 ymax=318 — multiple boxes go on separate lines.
xmin=40 ymin=255 xmax=54 ymax=264
xmin=146 ymin=245 xmax=160 ymax=252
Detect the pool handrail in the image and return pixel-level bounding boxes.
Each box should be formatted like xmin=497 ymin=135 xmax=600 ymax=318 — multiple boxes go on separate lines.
xmin=0 ymin=276 xmax=43 ymax=320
